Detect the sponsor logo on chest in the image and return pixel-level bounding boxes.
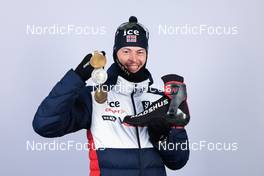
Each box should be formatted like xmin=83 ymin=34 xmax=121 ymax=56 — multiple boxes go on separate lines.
xmin=102 ymin=101 xmax=126 ymax=122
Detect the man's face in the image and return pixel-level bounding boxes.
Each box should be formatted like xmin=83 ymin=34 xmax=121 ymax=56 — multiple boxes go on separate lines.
xmin=117 ymin=46 xmax=147 ymax=73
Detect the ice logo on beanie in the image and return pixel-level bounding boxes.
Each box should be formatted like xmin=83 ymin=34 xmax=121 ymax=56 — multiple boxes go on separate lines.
xmin=123 ymin=29 xmax=139 ymax=43
xmin=123 ymin=29 xmax=139 ymax=36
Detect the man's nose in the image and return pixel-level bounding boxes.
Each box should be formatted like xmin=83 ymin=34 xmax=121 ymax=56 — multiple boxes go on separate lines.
xmin=129 ymin=52 xmax=137 ymax=62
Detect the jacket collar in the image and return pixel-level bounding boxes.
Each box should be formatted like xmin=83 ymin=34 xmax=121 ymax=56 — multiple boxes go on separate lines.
xmin=104 ymin=63 xmax=153 ymax=95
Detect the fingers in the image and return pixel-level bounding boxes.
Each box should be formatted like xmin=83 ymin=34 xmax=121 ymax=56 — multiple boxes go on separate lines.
xmin=83 ymin=53 xmax=93 ymax=63
xmin=101 ymin=51 xmax=106 ymax=56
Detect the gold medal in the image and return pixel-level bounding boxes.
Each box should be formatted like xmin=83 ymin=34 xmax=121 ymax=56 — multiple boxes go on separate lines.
xmin=94 ymin=87 xmax=107 ymax=104
xmin=90 ymin=51 xmax=107 ymax=69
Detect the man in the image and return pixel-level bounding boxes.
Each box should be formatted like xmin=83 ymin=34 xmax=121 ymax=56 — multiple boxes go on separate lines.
xmin=33 ymin=16 xmax=190 ymax=176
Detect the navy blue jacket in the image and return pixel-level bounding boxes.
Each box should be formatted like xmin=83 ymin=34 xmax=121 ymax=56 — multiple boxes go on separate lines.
xmin=33 ymin=63 xmax=189 ymax=176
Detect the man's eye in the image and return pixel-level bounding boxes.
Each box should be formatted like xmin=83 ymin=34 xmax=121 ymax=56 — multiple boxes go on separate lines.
xmin=123 ymin=50 xmax=129 ymax=54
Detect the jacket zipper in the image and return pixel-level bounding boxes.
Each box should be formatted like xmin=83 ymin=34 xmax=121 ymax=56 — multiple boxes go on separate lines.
xmin=130 ymin=90 xmax=142 ymax=176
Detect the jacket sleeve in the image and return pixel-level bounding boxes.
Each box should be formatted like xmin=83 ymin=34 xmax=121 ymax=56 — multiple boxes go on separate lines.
xmin=32 ymin=69 xmax=93 ymax=138
xmin=153 ymin=100 xmax=190 ymax=170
